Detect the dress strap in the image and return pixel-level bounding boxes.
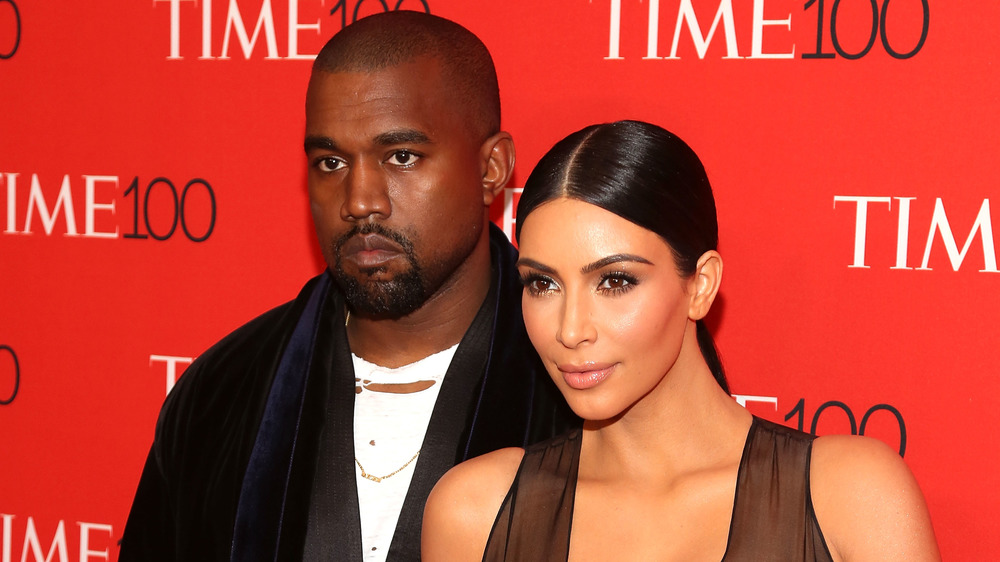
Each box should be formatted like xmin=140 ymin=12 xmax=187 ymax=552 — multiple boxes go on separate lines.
xmin=482 ymin=430 xmax=582 ymax=562
xmin=723 ymin=417 xmax=833 ymax=562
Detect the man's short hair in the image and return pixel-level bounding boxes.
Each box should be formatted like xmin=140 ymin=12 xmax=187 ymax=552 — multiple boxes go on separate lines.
xmin=313 ymin=11 xmax=501 ymax=140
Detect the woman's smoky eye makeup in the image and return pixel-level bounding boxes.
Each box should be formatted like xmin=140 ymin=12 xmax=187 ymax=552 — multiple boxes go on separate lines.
xmin=517 ymin=268 xmax=641 ymax=297
xmin=596 ymin=271 xmax=639 ymax=294
xmin=518 ymin=271 xmax=557 ymax=296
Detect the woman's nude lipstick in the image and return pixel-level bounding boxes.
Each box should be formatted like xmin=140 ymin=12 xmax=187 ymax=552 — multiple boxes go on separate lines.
xmin=557 ymin=363 xmax=616 ymax=390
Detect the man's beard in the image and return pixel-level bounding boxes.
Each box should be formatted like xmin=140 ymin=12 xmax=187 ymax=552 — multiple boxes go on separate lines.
xmin=332 ymin=223 xmax=427 ymax=317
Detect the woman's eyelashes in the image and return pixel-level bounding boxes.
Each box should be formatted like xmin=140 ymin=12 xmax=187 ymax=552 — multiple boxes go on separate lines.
xmin=597 ymin=271 xmax=638 ymax=295
xmin=518 ymin=270 xmax=639 ymax=297
xmin=519 ymin=272 xmax=559 ymax=296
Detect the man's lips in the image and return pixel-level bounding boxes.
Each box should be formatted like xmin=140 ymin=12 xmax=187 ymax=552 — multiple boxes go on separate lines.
xmin=340 ymin=234 xmax=405 ymax=268
xmin=557 ymin=362 xmax=616 ymax=390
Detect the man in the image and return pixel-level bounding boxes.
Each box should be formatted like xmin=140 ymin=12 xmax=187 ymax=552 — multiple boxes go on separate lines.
xmin=119 ymin=11 xmax=576 ymax=561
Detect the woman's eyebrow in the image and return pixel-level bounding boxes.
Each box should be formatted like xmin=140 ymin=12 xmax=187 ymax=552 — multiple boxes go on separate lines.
xmin=581 ymin=254 xmax=653 ymax=274
xmin=518 ymin=254 xmax=653 ymax=274
xmin=515 ymin=258 xmax=556 ymax=274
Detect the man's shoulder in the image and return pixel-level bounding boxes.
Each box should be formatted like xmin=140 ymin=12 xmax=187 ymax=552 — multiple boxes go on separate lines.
xmin=189 ymin=299 xmax=300 ymax=373
xmin=171 ymin=297 xmax=298 ymax=393
xmin=155 ymin=275 xmax=328 ymax=442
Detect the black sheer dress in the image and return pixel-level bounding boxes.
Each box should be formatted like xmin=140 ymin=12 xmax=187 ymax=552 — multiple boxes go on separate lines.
xmin=483 ymin=417 xmax=834 ymax=562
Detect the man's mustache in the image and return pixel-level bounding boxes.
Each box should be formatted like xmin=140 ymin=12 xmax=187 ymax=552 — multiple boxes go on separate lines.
xmin=335 ymin=223 xmax=415 ymax=257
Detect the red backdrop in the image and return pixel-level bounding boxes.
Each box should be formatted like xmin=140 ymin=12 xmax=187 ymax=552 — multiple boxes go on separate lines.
xmin=1 ymin=1 xmax=994 ymax=559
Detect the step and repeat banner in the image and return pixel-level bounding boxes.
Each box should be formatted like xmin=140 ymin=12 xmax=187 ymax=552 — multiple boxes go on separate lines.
xmin=1 ymin=1 xmax=995 ymax=559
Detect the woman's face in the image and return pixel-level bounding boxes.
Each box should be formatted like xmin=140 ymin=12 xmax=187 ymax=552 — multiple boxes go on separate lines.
xmin=517 ymin=197 xmax=699 ymax=421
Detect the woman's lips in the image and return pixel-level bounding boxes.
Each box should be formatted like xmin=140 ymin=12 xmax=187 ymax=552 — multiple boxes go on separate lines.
xmin=558 ymin=363 xmax=616 ymax=390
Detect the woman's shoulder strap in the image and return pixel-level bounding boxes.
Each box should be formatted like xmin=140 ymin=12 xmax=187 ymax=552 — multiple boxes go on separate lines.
xmin=724 ymin=418 xmax=833 ymax=562
xmin=483 ymin=430 xmax=582 ymax=562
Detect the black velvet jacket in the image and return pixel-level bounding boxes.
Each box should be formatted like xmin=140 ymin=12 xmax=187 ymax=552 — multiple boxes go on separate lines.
xmin=119 ymin=225 xmax=578 ymax=561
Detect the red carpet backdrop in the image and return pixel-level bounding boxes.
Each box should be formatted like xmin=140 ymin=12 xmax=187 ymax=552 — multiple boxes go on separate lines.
xmin=1 ymin=1 xmax=995 ymax=559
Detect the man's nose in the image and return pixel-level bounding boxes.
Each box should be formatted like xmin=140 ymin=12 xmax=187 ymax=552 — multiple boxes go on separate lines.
xmin=340 ymin=159 xmax=391 ymax=221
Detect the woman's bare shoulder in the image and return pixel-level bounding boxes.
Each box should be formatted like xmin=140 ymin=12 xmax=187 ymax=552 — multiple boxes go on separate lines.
xmin=809 ymin=435 xmax=940 ymax=562
xmin=421 ymin=447 xmax=525 ymax=562
xmin=429 ymin=447 xmax=525 ymax=512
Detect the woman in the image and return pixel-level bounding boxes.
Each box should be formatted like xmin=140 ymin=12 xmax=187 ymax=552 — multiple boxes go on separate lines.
xmin=422 ymin=121 xmax=940 ymax=561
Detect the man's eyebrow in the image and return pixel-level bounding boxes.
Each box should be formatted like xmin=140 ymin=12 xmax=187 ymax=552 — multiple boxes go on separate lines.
xmin=515 ymin=258 xmax=556 ymax=274
xmin=304 ymin=135 xmax=335 ymax=153
xmin=304 ymin=130 xmax=432 ymax=153
xmin=581 ymin=254 xmax=653 ymax=274
xmin=373 ymin=129 xmax=432 ymax=146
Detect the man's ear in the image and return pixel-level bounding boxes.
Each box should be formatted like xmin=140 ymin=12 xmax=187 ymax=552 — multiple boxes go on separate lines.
xmin=479 ymin=131 xmax=515 ymax=206
xmin=688 ymin=250 xmax=723 ymax=321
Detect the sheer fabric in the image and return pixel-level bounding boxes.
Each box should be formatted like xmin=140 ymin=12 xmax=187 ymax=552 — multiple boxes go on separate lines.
xmin=483 ymin=431 xmax=580 ymax=561
xmin=482 ymin=417 xmax=833 ymax=562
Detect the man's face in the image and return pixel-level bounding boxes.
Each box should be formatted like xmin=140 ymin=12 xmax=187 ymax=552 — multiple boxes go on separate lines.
xmin=304 ymin=57 xmax=489 ymax=317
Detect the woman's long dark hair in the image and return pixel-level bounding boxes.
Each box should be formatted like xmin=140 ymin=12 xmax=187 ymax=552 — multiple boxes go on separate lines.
xmin=516 ymin=120 xmax=728 ymax=393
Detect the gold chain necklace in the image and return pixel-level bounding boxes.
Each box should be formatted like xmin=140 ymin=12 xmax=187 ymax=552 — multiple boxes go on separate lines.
xmin=344 ymin=307 xmax=420 ymax=482
xmin=355 ymin=450 xmax=421 ymax=483
xmin=348 ymin=306 xmax=421 ymax=483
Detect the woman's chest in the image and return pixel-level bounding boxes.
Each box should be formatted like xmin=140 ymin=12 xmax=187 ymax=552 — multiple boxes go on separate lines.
xmin=568 ymin=473 xmax=737 ymax=561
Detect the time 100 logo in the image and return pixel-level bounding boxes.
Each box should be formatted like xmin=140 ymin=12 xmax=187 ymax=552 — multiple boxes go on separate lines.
xmin=124 ymin=177 xmax=216 ymax=242
xmin=803 ymin=0 xmax=929 ymax=59
xmin=605 ymin=0 xmax=929 ymax=61
xmin=735 ymin=394 xmax=907 ymax=456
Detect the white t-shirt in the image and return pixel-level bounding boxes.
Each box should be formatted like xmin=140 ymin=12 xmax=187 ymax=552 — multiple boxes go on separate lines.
xmin=352 ymin=344 xmax=458 ymax=562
